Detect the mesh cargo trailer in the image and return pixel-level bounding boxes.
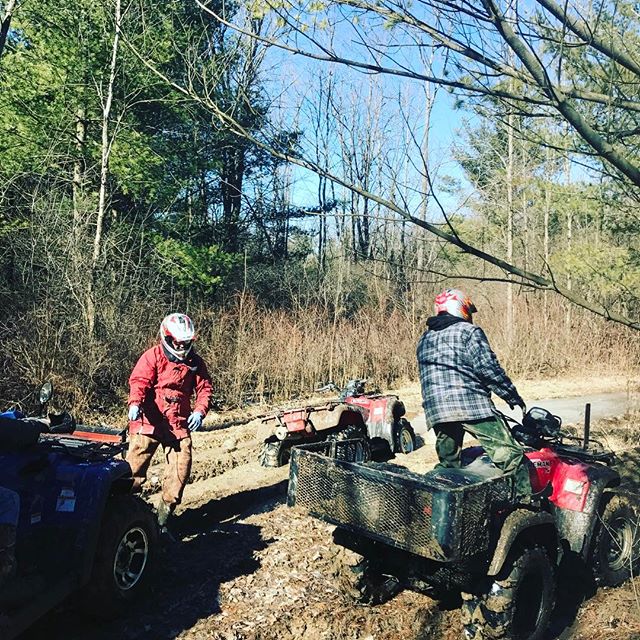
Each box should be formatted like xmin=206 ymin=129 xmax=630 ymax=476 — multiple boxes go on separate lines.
xmin=287 ymin=442 xmax=514 ymax=562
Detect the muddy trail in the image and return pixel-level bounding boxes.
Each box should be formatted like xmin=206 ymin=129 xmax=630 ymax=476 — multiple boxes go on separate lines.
xmin=21 ymin=409 xmax=640 ymax=640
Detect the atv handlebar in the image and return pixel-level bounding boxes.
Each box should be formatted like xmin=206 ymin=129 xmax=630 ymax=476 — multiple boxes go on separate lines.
xmin=498 ymin=408 xmax=613 ymax=463
xmin=315 ymin=383 xmax=340 ymax=394
xmin=316 ymin=379 xmax=369 ymax=400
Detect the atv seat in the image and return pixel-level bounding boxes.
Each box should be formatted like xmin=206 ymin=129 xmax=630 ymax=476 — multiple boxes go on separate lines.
xmin=426 ymin=459 xmax=504 ymax=488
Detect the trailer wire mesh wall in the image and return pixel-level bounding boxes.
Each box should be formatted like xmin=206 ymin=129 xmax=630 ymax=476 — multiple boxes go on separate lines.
xmin=288 ymin=443 xmax=513 ymax=562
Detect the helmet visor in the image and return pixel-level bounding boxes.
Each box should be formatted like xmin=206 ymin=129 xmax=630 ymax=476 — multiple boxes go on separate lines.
xmin=166 ymin=336 xmax=193 ymax=357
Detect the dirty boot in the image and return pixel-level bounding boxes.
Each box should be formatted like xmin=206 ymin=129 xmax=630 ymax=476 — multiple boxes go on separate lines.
xmin=157 ymin=500 xmax=173 ymax=527
xmin=0 ymin=525 xmax=16 ymax=589
xmin=156 ymin=501 xmax=177 ymax=544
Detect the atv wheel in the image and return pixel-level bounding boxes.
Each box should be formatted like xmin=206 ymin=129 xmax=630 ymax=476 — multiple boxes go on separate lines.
xmin=85 ymin=494 xmax=157 ymax=616
xmin=327 ymin=425 xmax=369 ymax=462
xmin=338 ymin=555 xmax=401 ymax=605
xmin=328 ymin=424 xmax=366 ymax=441
xmin=393 ymin=418 xmax=416 ymax=454
xmin=592 ymin=492 xmax=640 ymax=587
xmin=461 ymin=546 xmax=555 ymax=640
xmin=259 ymin=439 xmax=290 ymax=467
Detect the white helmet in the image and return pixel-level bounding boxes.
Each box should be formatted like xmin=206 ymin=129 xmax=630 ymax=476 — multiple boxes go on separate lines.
xmin=160 ymin=313 xmax=196 ymax=360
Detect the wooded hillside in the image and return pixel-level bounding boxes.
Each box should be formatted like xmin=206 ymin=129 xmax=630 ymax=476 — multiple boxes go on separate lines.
xmin=1 ymin=0 xmax=639 ymax=415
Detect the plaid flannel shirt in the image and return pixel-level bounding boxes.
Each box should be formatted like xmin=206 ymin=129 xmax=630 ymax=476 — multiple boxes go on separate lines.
xmin=417 ymin=320 xmax=523 ymax=429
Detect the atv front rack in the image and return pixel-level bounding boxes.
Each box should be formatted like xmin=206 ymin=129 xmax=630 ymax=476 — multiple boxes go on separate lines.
xmin=40 ymin=435 xmax=127 ymax=461
xmin=553 ymin=442 xmax=615 ymax=465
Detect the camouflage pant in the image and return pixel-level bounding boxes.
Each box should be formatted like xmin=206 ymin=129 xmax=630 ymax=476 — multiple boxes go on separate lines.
xmin=433 ymin=417 xmax=532 ymax=498
xmin=126 ymin=434 xmax=192 ymax=508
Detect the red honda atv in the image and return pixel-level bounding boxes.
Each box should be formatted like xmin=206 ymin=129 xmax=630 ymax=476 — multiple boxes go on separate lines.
xmin=288 ymin=404 xmax=639 ymax=640
xmin=259 ymin=379 xmax=416 ymax=467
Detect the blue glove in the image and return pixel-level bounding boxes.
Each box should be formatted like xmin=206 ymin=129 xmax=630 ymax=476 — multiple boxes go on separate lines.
xmin=187 ymin=411 xmax=203 ymax=432
xmin=128 ymin=404 xmax=140 ymax=421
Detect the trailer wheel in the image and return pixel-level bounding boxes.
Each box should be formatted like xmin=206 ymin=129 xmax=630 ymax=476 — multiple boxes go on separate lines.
xmin=393 ymin=418 xmax=416 ymax=454
xmin=85 ymin=495 xmax=158 ymax=617
xmin=259 ymin=439 xmax=290 ymax=467
xmin=460 ymin=545 xmax=555 ymax=640
xmin=592 ymin=492 xmax=640 ymax=587
xmin=338 ymin=556 xmax=401 ymax=605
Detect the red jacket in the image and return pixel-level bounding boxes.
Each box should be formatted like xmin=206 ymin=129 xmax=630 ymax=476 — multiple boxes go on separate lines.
xmin=128 ymin=345 xmax=212 ymax=441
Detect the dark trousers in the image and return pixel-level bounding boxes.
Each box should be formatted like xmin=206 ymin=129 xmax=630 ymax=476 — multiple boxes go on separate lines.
xmin=434 ymin=417 xmax=532 ymax=498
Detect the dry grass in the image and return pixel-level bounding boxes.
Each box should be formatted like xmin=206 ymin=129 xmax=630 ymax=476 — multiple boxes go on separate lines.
xmin=197 ymin=290 xmax=640 ymax=406
xmin=1 ymin=287 xmax=639 ymax=419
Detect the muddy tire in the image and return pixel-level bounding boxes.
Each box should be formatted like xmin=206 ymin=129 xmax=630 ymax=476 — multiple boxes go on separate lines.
xmin=591 ymin=492 xmax=640 ymax=587
xmin=259 ymin=439 xmax=290 ymax=467
xmin=393 ymin=418 xmax=416 ymax=454
xmin=460 ymin=546 xmax=555 ymax=640
xmin=327 ymin=424 xmax=366 ymax=441
xmin=326 ymin=425 xmax=369 ymax=462
xmin=338 ymin=555 xmax=401 ymax=605
xmin=85 ymin=494 xmax=157 ymax=617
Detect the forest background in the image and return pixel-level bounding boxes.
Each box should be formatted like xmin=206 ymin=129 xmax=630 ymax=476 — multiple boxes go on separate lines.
xmin=1 ymin=0 xmax=639 ymax=417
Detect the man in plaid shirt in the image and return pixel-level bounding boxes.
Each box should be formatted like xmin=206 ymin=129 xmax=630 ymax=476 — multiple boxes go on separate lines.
xmin=417 ymin=288 xmax=532 ymax=499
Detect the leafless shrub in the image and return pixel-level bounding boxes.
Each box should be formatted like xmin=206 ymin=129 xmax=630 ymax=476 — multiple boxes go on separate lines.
xmin=1 ymin=279 xmax=638 ymax=420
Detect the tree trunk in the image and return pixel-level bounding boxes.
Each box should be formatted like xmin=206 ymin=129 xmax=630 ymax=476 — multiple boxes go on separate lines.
xmin=88 ymin=0 xmax=122 ymax=336
xmin=221 ymin=146 xmax=245 ymax=253
xmin=73 ymin=106 xmax=86 ymax=231
xmin=543 ymin=156 xmax=551 ymax=332
xmin=565 ymin=151 xmax=572 ymax=330
xmin=506 ymin=108 xmax=515 ymax=343
xmin=0 ymin=0 xmax=17 ymax=61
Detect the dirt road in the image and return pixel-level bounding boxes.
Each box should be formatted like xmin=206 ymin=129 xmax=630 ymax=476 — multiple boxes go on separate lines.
xmin=22 ymin=380 xmax=640 ymax=640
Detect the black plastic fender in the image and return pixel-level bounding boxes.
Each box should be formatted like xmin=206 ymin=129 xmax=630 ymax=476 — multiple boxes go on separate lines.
xmin=488 ymin=509 xmax=557 ymax=576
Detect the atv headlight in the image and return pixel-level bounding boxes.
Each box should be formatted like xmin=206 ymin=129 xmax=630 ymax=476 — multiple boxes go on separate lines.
xmin=275 ymin=425 xmax=288 ymax=440
xmin=563 ymin=478 xmax=585 ymax=495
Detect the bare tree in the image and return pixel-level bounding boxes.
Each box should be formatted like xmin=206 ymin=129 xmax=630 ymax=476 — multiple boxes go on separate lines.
xmin=87 ymin=0 xmax=123 ymax=335
xmin=120 ymin=1 xmax=640 ymax=329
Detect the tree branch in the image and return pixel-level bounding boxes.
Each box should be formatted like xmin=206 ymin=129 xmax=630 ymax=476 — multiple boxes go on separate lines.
xmin=122 ymin=32 xmax=640 ymax=330
xmin=535 ymin=0 xmax=640 ymax=78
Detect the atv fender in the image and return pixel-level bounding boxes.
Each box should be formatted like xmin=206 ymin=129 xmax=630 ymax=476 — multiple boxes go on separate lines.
xmin=79 ymin=459 xmax=136 ymax=583
xmin=556 ymin=467 xmax=620 ymax=559
xmin=366 ymin=399 xmax=405 ymax=447
xmin=488 ymin=509 xmax=556 ymax=576
xmin=334 ymin=404 xmax=367 ymax=429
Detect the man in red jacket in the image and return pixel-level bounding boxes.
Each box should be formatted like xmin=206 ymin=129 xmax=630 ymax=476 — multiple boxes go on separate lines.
xmin=126 ymin=313 xmax=212 ymax=527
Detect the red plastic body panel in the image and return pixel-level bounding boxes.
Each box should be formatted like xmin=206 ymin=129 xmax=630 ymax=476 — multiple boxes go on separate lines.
xmin=525 ymin=447 xmax=590 ymax=512
xmin=345 ymin=395 xmax=389 ymax=424
xmin=277 ymin=409 xmax=311 ymax=434
xmin=70 ymin=430 xmax=124 ymax=444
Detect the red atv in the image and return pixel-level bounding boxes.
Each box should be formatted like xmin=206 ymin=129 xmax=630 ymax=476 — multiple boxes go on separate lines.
xmin=259 ymin=379 xmax=416 ymax=467
xmin=288 ymin=404 xmax=639 ymax=640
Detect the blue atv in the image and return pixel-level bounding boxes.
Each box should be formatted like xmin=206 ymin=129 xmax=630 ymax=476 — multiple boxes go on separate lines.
xmin=0 ymin=383 xmax=158 ymax=639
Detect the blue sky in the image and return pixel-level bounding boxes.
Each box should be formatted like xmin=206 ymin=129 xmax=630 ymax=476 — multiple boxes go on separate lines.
xmin=258 ymin=7 xmax=473 ymax=219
